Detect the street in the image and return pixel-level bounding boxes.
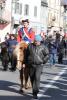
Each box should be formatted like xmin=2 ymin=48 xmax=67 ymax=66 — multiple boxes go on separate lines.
xmin=0 ymin=61 xmax=67 ymax=100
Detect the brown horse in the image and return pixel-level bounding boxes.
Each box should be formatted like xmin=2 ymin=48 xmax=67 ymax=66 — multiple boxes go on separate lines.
xmin=13 ymin=41 xmax=31 ymax=92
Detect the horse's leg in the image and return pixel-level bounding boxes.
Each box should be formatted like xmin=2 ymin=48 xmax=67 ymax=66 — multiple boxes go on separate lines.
xmin=19 ymin=68 xmax=24 ymax=92
xmin=24 ymin=65 xmax=30 ymax=89
xmin=11 ymin=54 xmax=16 ymax=71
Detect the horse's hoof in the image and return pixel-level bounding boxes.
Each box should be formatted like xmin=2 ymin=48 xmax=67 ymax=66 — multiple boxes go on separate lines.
xmin=19 ymin=89 xmax=24 ymax=93
xmin=25 ymin=84 xmax=28 ymax=89
xmin=25 ymin=86 xmax=28 ymax=89
xmin=9 ymin=68 xmax=16 ymax=72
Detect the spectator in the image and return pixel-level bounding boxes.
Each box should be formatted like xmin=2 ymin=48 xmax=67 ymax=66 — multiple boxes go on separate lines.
xmin=57 ymin=36 xmax=66 ymax=64
xmin=6 ymin=34 xmax=18 ymax=71
xmin=48 ymin=35 xmax=57 ymax=66
xmin=5 ymin=32 xmax=10 ymax=40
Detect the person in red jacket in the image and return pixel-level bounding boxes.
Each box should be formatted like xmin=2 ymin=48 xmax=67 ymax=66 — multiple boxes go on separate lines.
xmin=17 ymin=19 xmax=35 ymax=44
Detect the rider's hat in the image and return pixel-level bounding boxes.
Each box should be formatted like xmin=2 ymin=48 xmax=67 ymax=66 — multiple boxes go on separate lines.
xmin=22 ymin=19 xmax=29 ymax=23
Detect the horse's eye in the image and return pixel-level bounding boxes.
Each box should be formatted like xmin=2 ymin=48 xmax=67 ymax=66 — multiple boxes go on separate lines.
xmin=20 ymin=47 xmax=23 ymax=49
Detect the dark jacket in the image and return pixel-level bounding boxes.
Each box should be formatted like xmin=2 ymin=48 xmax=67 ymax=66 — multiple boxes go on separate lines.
xmin=25 ymin=43 xmax=49 ymax=65
xmin=6 ymin=39 xmax=18 ymax=53
xmin=47 ymin=38 xmax=57 ymax=54
xmin=57 ymin=39 xmax=65 ymax=54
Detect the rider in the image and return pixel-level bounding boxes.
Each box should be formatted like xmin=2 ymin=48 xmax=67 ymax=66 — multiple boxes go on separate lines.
xmin=17 ymin=19 xmax=35 ymax=44
xmin=17 ymin=19 xmax=35 ymax=89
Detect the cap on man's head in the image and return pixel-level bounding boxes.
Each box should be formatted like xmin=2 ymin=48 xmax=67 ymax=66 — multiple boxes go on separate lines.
xmin=35 ymin=34 xmax=42 ymax=42
xmin=22 ymin=19 xmax=29 ymax=23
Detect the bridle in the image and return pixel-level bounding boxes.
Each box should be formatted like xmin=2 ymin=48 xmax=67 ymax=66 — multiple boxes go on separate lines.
xmin=17 ymin=60 xmax=23 ymax=62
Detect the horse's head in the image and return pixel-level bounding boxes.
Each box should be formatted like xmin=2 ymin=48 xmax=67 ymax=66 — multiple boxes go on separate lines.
xmin=13 ymin=41 xmax=28 ymax=70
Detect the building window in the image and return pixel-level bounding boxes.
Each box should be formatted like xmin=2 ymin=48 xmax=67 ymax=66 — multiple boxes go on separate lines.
xmin=24 ymin=4 xmax=29 ymax=15
xmin=34 ymin=6 xmax=37 ymax=17
xmin=15 ymin=3 xmax=19 ymax=14
xmin=41 ymin=0 xmax=48 ymax=7
xmin=20 ymin=4 xmax=22 ymax=14
xmin=15 ymin=3 xmax=22 ymax=14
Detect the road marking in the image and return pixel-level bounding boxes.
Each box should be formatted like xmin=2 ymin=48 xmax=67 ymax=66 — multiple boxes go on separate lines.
xmin=38 ymin=66 xmax=67 ymax=99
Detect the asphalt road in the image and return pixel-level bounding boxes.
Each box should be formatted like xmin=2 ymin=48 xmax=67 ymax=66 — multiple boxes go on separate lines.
xmin=0 ymin=61 xmax=67 ymax=100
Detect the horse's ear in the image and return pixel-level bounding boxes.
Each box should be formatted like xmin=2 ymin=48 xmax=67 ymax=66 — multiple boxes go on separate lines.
xmin=19 ymin=47 xmax=23 ymax=50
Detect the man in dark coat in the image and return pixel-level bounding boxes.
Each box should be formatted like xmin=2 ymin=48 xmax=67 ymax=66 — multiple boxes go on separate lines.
xmin=25 ymin=34 xmax=49 ymax=99
xmin=47 ymin=35 xmax=57 ymax=66
xmin=6 ymin=34 xmax=18 ymax=71
xmin=57 ymin=37 xmax=66 ymax=64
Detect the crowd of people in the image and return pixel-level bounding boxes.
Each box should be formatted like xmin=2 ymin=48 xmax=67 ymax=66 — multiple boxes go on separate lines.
xmin=0 ymin=18 xmax=67 ymax=99
xmin=41 ymin=32 xmax=67 ymax=66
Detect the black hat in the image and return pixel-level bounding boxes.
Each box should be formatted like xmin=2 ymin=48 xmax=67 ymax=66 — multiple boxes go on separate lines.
xmin=10 ymin=34 xmax=15 ymax=37
xmin=22 ymin=19 xmax=29 ymax=23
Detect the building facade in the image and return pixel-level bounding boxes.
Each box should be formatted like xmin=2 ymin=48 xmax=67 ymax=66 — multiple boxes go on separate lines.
xmin=0 ymin=0 xmax=48 ymax=41
xmin=11 ymin=0 xmax=48 ymax=34
xmin=12 ymin=0 xmax=41 ymax=33
xmin=47 ymin=0 xmax=64 ymax=34
xmin=61 ymin=0 xmax=67 ymax=33
xmin=40 ymin=0 xmax=48 ymax=33
xmin=0 ymin=0 xmax=65 ymax=42
xmin=0 ymin=0 xmax=11 ymax=42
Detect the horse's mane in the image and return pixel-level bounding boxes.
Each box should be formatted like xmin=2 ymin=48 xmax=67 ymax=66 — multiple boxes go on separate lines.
xmin=13 ymin=41 xmax=28 ymax=70
xmin=13 ymin=41 xmax=28 ymax=56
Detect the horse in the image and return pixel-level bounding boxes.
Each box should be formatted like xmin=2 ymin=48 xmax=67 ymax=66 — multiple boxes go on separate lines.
xmin=0 ymin=42 xmax=9 ymax=71
xmin=13 ymin=41 xmax=31 ymax=92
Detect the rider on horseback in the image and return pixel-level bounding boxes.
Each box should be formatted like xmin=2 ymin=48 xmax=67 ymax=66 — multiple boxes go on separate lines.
xmin=17 ymin=19 xmax=35 ymax=91
xmin=17 ymin=19 xmax=35 ymax=44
